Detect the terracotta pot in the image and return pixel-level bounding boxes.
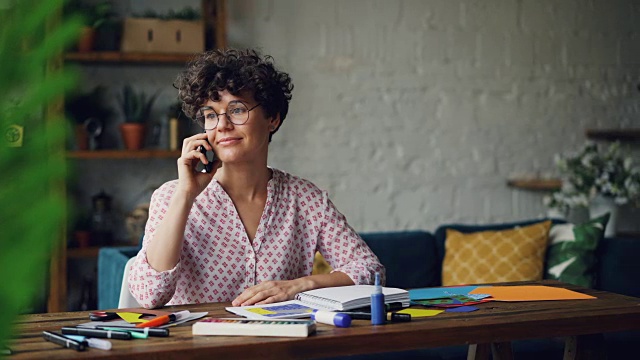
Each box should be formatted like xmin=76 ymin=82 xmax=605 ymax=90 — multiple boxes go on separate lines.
xmin=119 ymin=123 xmax=146 ymax=150
xmin=75 ymin=124 xmax=89 ymax=150
xmin=77 ymin=26 xmax=95 ymax=53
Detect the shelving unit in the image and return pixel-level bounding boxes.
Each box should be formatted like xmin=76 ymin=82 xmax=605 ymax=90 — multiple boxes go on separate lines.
xmin=67 ymin=150 xmax=181 ymax=159
xmin=46 ymin=0 xmax=228 ymax=312
xmin=67 ymin=247 xmax=101 ymax=259
xmin=585 ymin=129 xmax=640 ymax=142
xmin=506 ymin=178 xmax=562 ymax=191
xmin=65 ymin=51 xmax=196 ymax=64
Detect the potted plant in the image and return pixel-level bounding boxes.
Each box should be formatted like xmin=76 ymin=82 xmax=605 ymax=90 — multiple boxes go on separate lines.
xmin=544 ymin=141 xmax=640 ymax=236
xmin=64 ymin=0 xmax=113 ymax=52
xmin=117 ymin=85 xmax=159 ymax=150
xmin=64 ymin=86 xmax=111 ymax=150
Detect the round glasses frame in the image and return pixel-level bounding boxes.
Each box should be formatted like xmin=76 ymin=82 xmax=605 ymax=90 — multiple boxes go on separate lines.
xmin=197 ymin=102 xmax=260 ymax=131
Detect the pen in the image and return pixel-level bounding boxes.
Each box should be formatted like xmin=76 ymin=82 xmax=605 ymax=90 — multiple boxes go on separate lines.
xmin=135 ymin=310 xmax=190 ymax=328
xmin=61 ymin=327 xmax=132 ymax=340
xmin=351 ymin=302 xmax=406 ymax=312
xmin=43 ymin=331 xmax=86 ymax=351
xmin=340 ymin=312 xmax=412 ymax=322
xmin=63 ymin=335 xmax=112 ymax=350
xmin=97 ymin=326 xmax=169 ymax=337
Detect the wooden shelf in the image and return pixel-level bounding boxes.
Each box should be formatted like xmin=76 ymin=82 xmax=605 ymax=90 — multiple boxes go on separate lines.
xmin=507 ymin=178 xmax=562 ymax=191
xmin=67 ymin=150 xmax=181 ymax=159
xmin=65 ymin=51 xmax=196 ymax=64
xmin=585 ymin=129 xmax=640 ymax=142
xmin=67 ymin=247 xmax=100 ymax=259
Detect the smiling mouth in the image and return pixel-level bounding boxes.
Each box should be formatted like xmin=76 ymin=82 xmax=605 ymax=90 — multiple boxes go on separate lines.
xmin=217 ymin=137 xmax=241 ymax=144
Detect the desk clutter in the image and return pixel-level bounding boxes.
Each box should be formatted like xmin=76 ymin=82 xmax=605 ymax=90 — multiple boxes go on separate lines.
xmin=41 ymin=310 xmax=207 ymax=352
xmin=37 ymin=283 xmax=596 ymax=351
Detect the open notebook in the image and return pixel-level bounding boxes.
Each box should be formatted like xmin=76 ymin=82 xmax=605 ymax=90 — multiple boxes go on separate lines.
xmin=226 ymin=285 xmax=410 ymax=319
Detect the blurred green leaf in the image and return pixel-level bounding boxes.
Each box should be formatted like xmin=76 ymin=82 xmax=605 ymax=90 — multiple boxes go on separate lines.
xmin=0 ymin=0 xmax=80 ymax=345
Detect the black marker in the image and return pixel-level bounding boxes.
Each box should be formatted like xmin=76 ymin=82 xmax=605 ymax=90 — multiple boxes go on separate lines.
xmin=61 ymin=327 xmax=132 ymax=340
xmin=42 ymin=331 xmax=86 ymax=351
xmin=340 ymin=312 xmax=411 ymax=322
xmin=96 ymin=326 xmax=170 ymax=337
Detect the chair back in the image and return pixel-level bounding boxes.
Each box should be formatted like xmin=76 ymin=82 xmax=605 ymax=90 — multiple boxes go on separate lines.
xmin=118 ymin=257 xmax=140 ymax=308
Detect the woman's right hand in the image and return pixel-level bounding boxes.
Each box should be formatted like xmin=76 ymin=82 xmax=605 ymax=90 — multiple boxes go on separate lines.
xmin=176 ymin=133 xmax=219 ymax=200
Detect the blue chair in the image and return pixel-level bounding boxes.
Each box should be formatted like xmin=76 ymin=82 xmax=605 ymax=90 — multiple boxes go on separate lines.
xmin=97 ymin=244 xmax=141 ymax=310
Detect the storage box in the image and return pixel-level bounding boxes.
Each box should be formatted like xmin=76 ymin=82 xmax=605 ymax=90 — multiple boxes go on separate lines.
xmin=121 ymin=18 xmax=204 ymax=54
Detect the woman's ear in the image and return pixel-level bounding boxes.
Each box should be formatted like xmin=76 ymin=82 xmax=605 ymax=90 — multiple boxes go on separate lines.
xmin=269 ymin=114 xmax=281 ymax=132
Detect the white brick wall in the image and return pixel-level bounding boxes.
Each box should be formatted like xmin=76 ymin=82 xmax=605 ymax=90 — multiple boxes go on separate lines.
xmin=226 ymin=0 xmax=640 ymax=232
xmin=78 ymin=0 xmax=640 ymax=239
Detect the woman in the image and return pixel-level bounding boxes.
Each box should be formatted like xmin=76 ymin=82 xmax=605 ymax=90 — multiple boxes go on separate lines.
xmin=129 ymin=48 xmax=384 ymax=309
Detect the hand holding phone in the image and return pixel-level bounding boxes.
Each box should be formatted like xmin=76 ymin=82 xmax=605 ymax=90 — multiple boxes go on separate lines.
xmin=197 ymin=144 xmax=217 ymax=173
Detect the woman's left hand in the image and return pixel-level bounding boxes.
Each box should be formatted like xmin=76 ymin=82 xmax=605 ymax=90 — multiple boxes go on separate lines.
xmin=232 ymin=279 xmax=310 ymax=306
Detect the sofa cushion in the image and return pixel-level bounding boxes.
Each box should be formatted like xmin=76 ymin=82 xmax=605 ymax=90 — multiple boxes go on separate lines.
xmin=544 ymin=214 xmax=609 ymax=287
xmin=442 ymin=221 xmax=551 ymax=286
xmin=312 ymin=251 xmax=333 ymax=275
xmin=360 ymin=231 xmax=438 ymax=289
xmin=595 ymin=236 xmax=640 ymax=298
xmin=434 ymin=218 xmax=564 ymax=286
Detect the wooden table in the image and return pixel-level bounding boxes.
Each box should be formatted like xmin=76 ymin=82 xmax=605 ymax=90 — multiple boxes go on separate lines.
xmin=8 ymin=280 xmax=640 ymax=359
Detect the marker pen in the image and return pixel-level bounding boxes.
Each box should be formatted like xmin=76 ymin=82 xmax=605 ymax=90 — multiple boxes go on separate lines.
xmin=311 ymin=310 xmax=352 ymax=328
xmin=61 ymin=327 xmax=132 ymax=340
xmin=340 ymin=312 xmax=411 ymax=322
xmin=42 ymin=331 xmax=86 ymax=351
xmin=135 ymin=310 xmax=190 ymax=328
xmin=371 ymin=272 xmax=385 ymax=325
xmin=98 ymin=327 xmax=149 ymax=339
xmin=63 ymin=335 xmax=112 ymax=350
xmin=96 ymin=326 xmax=170 ymax=337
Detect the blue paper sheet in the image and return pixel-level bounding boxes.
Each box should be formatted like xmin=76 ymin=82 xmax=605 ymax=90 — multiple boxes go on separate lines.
xmin=409 ymin=286 xmax=489 ymax=300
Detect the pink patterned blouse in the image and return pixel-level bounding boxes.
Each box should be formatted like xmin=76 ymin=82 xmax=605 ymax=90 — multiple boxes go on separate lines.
xmin=129 ymin=168 xmax=384 ymax=308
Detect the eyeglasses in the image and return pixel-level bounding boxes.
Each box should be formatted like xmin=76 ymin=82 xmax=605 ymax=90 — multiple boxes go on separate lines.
xmin=196 ymin=101 xmax=260 ymax=131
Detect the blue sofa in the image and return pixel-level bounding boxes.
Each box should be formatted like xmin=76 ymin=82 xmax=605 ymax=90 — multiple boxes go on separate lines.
xmin=97 ymin=218 xmax=640 ymax=359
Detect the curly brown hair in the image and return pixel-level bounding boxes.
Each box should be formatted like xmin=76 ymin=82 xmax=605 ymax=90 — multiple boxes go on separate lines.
xmin=175 ymin=48 xmax=293 ymax=141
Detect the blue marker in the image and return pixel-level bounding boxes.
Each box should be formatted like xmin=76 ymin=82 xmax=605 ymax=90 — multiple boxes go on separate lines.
xmin=311 ymin=310 xmax=351 ymax=328
xmin=371 ymin=272 xmax=385 ymax=325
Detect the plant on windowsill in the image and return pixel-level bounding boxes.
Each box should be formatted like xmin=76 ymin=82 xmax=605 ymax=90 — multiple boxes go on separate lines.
xmin=117 ymin=85 xmax=159 ymax=150
xmin=544 ymin=141 xmax=640 ymax=236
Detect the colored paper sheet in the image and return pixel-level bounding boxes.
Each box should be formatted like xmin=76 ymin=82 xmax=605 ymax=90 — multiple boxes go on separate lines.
xmin=396 ymin=308 xmax=444 ymax=318
xmin=467 ymin=294 xmax=491 ymax=300
xmin=117 ymin=312 xmax=148 ymax=324
xmin=445 ymin=306 xmax=479 ymax=313
xmin=469 ymin=286 xmax=596 ymax=301
xmin=430 ymin=299 xmax=491 ymax=308
xmin=412 ymin=298 xmax=460 ymax=306
xmin=409 ymin=286 xmax=486 ymax=300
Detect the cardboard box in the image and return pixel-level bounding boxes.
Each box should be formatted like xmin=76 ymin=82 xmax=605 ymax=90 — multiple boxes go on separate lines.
xmin=121 ymin=18 xmax=204 ymax=54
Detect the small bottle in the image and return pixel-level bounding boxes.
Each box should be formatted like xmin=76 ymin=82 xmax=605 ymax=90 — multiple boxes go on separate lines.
xmin=371 ymin=272 xmax=385 ymax=325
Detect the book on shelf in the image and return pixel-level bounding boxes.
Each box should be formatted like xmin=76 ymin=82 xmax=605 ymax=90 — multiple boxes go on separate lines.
xmin=192 ymin=318 xmax=316 ymax=337
xmin=225 ymin=285 xmax=410 ymax=320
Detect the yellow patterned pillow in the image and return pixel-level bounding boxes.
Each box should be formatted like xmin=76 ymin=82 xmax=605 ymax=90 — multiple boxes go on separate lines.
xmin=442 ymin=221 xmax=552 ymax=286
xmin=312 ymin=252 xmax=333 ymax=275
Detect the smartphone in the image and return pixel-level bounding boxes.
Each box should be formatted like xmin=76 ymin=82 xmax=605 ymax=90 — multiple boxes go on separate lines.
xmin=197 ymin=143 xmax=217 ymax=173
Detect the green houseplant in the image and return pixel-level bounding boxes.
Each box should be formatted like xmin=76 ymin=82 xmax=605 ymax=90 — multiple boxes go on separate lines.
xmin=1 ymin=0 xmax=81 ymax=343
xmin=117 ymin=84 xmax=159 ymax=150
xmin=544 ymin=141 xmax=640 ymax=236
xmin=64 ymin=0 xmax=112 ymax=52
xmin=64 ymin=85 xmax=111 ymax=150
